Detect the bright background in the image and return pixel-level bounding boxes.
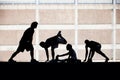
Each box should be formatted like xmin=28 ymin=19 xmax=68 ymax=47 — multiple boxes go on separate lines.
xmin=0 ymin=0 xmax=120 ymax=62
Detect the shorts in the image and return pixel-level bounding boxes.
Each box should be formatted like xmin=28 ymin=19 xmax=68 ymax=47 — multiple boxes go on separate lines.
xmin=16 ymin=43 xmax=33 ymax=52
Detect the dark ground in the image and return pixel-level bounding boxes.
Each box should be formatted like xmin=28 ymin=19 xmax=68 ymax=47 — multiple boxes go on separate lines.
xmin=0 ymin=61 xmax=119 ymax=79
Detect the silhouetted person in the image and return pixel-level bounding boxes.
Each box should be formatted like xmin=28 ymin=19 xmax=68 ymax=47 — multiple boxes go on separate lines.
xmin=84 ymin=39 xmax=109 ymax=62
xmin=8 ymin=21 xmax=38 ymax=62
xmin=39 ymin=31 xmax=67 ymax=62
xmin=56 ymin=44 xmax=79 ymax=63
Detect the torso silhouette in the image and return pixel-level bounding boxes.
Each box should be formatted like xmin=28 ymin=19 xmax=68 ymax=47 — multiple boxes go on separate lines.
xmin=69 ymin=49 xmax=77 ymax=60
xmin=86 ymin=41 xmax=101 ymax=51
xmin=20 ymin=27 xmax=34 ymax=44
xmin=44 ymin=36 xmax=59 ymax=48
xmin=18 ymin=27 xmax=35 ymax=52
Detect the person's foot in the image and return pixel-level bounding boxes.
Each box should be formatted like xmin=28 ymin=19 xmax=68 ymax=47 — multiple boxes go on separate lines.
xmin=87 ymin=59 xmax=92 ymax=63
xmin=31 ymin=59 xmax=39 ymax=63
xmin=105 ymin=58 xmax=109 ymax=62
xmin=45 ymin=59 xmax=49 ymax=62
xmin=8 ymin=59 xmax=16 ymax=62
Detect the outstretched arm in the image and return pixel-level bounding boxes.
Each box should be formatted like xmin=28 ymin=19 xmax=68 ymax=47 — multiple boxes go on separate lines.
xmin=45 ymin=48 xmax=49 ymax=61
xmin=59 ymin=52 xmax=69 ymax=57
xmin=56 ymin=52 xmax=69 ymax=61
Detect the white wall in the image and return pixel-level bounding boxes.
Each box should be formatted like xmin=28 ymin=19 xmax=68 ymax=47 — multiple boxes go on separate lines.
xmin=0 ymin=0 xmax=35 ymax=3
xmin=39 ymin=0 xmax=74 ymax=4
xmin=78 ymin=0 xmax=113 ymax=3
xmin=117 ymin=0 xmax=120 ymax=3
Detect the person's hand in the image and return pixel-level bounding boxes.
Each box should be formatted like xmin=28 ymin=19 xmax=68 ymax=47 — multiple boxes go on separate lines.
xmin=45 ymin=59 xmax=49 ymax=62
xmin=57 ymin=31 xmax=61 ymax=36
xmin=83 ymin=59 xmax=86 ymax=62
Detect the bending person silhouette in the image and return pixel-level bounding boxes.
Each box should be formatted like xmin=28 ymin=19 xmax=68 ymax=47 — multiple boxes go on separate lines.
xmin=84 ymin=39 xmax=109 ymax=62
xmin=56 ymin=44 xmax=80 ymax=63
xmin=8 ymin=21 xmax=38 ymax=62
xmin=39 ymin=31 xmax=67 ymax=62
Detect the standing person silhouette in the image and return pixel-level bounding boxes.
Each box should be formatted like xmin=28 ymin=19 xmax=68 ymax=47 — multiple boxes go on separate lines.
xmin=39 ymin=31 xmax=67 ymax=62
xmin=84 ymin=39 xmax=109 ymax=62
xmin=8 ymin=21 xmax=38 ymax=62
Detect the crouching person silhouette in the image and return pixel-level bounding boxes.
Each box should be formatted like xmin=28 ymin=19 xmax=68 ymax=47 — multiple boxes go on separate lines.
xmin=8 ymin=21 xmax=38 ymax=62
xmin=56 ymin=44 xmax=81 ymax=63
xmin=84 ymin=39 xmax=109 ymax=62
xmin=39 ymin=31 xmax=67 ymax=62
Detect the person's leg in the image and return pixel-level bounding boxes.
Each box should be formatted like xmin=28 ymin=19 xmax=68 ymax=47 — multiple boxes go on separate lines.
xmin=30 ymin=46 xmax=34 ymax=60
xmin=45 ymin=48 xmax=49 ymax=61
xmin=9 ymin=44 xmax=23 ymax=61
xmin=8 ymin=49 xmax=20 ymax=62
xmin=29 ymin=44 xmax=38 ymax=62
xmin=87 ymin=50 xmax=92 ymax=62
xmin=97 ymin=50 xmax=109 ymax=62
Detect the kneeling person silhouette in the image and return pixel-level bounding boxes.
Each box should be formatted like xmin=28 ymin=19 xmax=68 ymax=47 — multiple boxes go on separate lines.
xmin=84 ymin=39 xmax=109 ymax=62
xmin=56 ymin=44 xmax=80 ymax=63
xmin=8 ymin=21 xmax=38 ymax=62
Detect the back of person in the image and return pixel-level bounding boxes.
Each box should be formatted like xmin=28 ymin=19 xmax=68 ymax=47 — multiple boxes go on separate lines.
xmin=88 ymin=41 xmax=101 ymax=50
xmin=20 ymin=28 xmax=34 ymax=44
xmin=69 ymin=49 xmax=77 ymax=60
xmin=45 ymin=35 xmax=59 ymax=48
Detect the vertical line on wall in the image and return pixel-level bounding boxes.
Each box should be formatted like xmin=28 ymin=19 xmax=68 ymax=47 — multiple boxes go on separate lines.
xmin=75 ymin=0 xmax=78 ymax=56
xmin=113 ymin=0 xmax=116 ymax=61
xmin=35 ymin=0 xmax=39 ymax=61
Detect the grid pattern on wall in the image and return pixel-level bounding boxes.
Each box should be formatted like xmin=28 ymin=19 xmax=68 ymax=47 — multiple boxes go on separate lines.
xmin=0 ymin=0 xmax=120 ymax=62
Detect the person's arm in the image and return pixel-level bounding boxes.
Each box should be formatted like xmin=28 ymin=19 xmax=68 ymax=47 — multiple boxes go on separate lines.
xmin=26 ymin=29 xmax=34 ymax=43
xmin=59 ymin=53 xmax=69 ymax=57
xmin=68 ymin=54 xmax=71 ymax=59
xmin=28 ymin=37 xmax=33 ymax=43
xmin=88 ymin=49 xmax=92 ymax=60
xmin=56 ymin=52 xmax=69 ymax=61
xmin=57 ymin=52 xmax=69 ymax=60
xmin=29 ymin=30 xmax=34 ymax=43
xmin=84 ymin=45 xmax=88 ymax=62
xmin=45 ymin=48 xmax=49 ymax=61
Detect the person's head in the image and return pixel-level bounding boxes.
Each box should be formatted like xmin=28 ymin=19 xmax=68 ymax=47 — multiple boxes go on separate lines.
xmin=66 ymin=44 xmax=72 ymax=50
xmin=31 ymin=21 xmax=38 ymax=29
xmin=39 ymin=41 xmax=45 ymax=48
xmin=85 ymin=39 xmax=89 ymax=44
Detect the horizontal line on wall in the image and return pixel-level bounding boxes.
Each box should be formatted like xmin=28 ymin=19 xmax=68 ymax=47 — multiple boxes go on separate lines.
xmin=77 ymin=4 xmax=114 ymax=9
xmin=0 ymin=24 xmax=119 ymax=30
xmin=0 ymin=44 xmax=119 ymax=51
xmin=0 ymin=25 xmax=74 ymax=30
xmin=0 ymin=4 xmax=36 ymax=9
xmin=78 ymin=24 xmax=113 ymax=29
xmin=0 ymin=25 xmax=29 ymax=30
xmin=0 ymin=0 xmax=75 ymax=4
xmin=0 ymin=4 xmax=119 ymax=9
xmin=116 ymin=25 xmax=120 ymax=29
xmin=38 ymin=25 xmax=75 ymax=30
